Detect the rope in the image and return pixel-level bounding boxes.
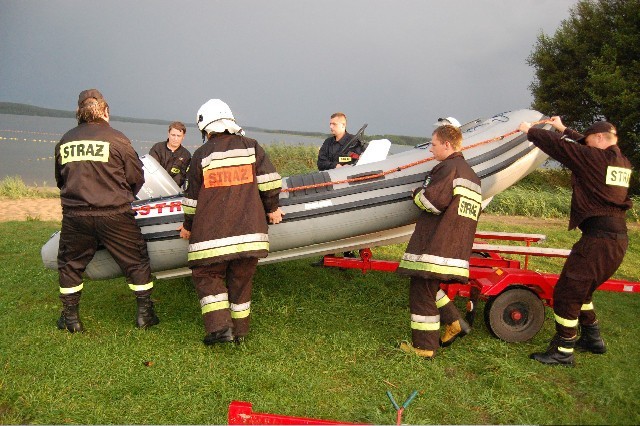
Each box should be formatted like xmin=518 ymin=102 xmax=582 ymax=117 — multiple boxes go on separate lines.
xmin=282 ymin=120 xmax=550 ymax=194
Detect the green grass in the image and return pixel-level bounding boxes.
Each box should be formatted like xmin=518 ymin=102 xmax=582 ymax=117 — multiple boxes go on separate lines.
xmin=1 ymin=219 xmax=639 ymax=424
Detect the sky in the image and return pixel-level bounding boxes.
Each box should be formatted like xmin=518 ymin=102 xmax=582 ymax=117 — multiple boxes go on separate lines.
xmin=0 ymin=0 xmax=579 ymax=137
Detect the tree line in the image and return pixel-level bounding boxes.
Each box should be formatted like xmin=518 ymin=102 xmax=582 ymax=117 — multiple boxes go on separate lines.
xmin=528 ymin=0 xmax=639 ymax=194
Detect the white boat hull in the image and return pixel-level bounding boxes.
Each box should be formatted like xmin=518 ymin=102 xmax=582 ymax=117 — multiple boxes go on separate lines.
xmin=41 ymin=109 xmax=550 ymax=280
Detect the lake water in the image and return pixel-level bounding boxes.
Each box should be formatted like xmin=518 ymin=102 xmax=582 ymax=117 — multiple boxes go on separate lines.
xmin=0 ymin=114 xmax=410 ymax=186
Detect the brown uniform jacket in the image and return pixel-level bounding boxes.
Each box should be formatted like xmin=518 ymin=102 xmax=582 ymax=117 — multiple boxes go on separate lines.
xmin=182 ymin=132 xmax=282 ymax=267
xmin=397 ymin=152 xmax=482 ymax=283
xmin=148 ymin=140 xmax=191 ymax=187
xmin=55 ymin=118 xmax=145 ymax=215
xmin=527 ymin=127 xmax=632 ymax=230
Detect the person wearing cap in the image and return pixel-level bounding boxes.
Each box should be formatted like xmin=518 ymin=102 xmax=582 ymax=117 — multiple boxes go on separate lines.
xmin=179 ymin=99 xmax=284 ymax=346
xmin=396 ymin=124 xmax=482 ymax=359
xmin=317 ymin=112 xmax=365 ymax=171
xmin=149 ymin=121 xmax=191 ymax=188
xmin=518 ymin=116 xmax=633 ymax=366
xmin=54 ymin=89 xmax=159 ymax=333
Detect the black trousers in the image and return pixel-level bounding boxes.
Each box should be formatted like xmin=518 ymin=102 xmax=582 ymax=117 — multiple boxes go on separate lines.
xmin=192 ymin=258 xmax=258 ymax=337
xmin=553 ymin=233 xmax=628 ymax=338
xmin=57 ymin=211 xmax=153 ymax=304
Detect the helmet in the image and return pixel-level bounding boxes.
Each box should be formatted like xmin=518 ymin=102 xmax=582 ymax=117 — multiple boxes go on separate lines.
xmin=196 ymin=99 xmax=235 ymax=132
xmin=434 ymin=116 xmax=461 ymax=128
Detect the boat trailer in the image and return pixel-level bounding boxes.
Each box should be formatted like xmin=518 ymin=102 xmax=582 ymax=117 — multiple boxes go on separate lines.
xmin=226 ymin=231 xmax=640 ymax=425
xmin=319 ymin=230 xmax=640 ymax=342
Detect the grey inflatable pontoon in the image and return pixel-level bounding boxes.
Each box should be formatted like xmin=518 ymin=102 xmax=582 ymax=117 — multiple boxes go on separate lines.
xmin=41 ymin=109 xmax=550 ymax=280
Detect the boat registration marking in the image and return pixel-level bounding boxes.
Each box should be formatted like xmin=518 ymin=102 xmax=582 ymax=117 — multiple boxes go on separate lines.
xmin=304 ymin=200 xmax=333 ymax=210
xmin=134 ymin=201 xmax=183 ymax=217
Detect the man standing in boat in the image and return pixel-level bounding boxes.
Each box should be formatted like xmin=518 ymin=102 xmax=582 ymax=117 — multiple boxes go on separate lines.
xmin=148 ymin=121 xmax=192 ymax=189
xmin=55 ymin=89 xmax=159 ymax=333
xmin=317 ymin=112 xmax=364 ymax=171
xmin=316 ymin=112 xmax=365 ymax=260
xmin=519 ymin=117 xmax=632 ymax=366
xmin=179 ymin=99 xmax=284 ymax=346
xmin=396 ymin=124 xmax=481 ymax=358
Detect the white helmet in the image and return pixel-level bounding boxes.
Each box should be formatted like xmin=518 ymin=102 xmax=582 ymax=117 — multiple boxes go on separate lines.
xmin=196 ymin=99 xmax=243 ymax=136
xmin=433 ymin=116 xmax=461 ymax=128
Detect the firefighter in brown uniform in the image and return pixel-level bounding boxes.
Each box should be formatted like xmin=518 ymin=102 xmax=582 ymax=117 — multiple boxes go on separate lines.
xmin=396 ymin=125 xmax=481 ymax=358
xmin=179 ymin=99 xmax=284 ymax=345
xmin=148 ymin=121 xmax=191 ymax=188
xmin=519 ymin=117 xmax=632 ymax=366
xmin=55 ymin=89 xmax=159 ymax=332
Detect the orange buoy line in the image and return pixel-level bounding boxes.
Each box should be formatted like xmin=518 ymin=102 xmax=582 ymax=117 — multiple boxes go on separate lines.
xmin=281 ymin=120 xmax=550 ymax=194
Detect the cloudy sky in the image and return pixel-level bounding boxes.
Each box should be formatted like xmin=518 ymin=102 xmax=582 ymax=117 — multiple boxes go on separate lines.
xmin=1 ymin=0 xmax=578 ymax=137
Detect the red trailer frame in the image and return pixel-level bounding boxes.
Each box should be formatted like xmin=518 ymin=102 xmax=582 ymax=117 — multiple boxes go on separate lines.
xmin=319 ymin=231 xmax=640 ymax=342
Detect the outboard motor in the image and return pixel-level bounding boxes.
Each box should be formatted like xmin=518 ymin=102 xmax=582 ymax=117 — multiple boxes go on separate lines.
xmin=136 ymin=155 xmax=182 ymax=200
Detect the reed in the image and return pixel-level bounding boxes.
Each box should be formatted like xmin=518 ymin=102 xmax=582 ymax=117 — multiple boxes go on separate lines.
xmin=0 ymin=176 xmax=58 ymax=199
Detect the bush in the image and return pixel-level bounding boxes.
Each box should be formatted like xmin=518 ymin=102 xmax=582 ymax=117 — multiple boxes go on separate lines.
xmin=516 ymin=167 xmax=571 ymax=190
xmin=0 ymin=176 xmax=58 ymax=199
xmin=485 ymin=186 xmax=572 ymax=218
xmin=265 ymin=143 xmax=319 ymax=176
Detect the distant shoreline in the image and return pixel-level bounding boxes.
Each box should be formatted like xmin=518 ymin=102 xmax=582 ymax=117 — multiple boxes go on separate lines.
xmin=0 ymin=102 xmax=327 ymax=138
xmin=0 ymin=102 xmax=424 ymax=146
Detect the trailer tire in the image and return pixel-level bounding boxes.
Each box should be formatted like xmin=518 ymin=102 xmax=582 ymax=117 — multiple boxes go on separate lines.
xmin=484 ymin=287 xmax=545 ymax=342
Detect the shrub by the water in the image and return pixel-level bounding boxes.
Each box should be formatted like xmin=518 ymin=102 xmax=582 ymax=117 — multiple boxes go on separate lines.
xmin=486 ymin=168 xmax=640 ymax=221
xmin=0 ymin=176 xmax=58 ymax=199
xmin=265 ymin=143 xmax=319 ymax=176
xmin=485 ymin=186 xmax=573 ymax=218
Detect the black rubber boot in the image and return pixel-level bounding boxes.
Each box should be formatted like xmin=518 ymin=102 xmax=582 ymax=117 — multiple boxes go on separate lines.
xmin=576 ymin=322 xmax=607 ymax=354
xmin=136 ymin=296 xmax=160 ymax=329
xmin=530 ymin=335 xmax=576 ymax=366
xmin=57 ymin=303 xmax=84 ymax=333
xmin=203 ymin=327 xmax=234 ymax=345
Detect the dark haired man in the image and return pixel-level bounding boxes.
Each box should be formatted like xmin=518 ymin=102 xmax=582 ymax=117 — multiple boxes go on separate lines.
xmin=316 ymin=112 xmax=365 ymax=260
xmin=519 ymin=117 xmax=632 ymax=366
xmin=55 ymin=89 xmax=159 ymax=333
xmin=149 ymin=121 xmax=191 ymax=188
xmin=317 ymin=112 xmax=364 ymax=171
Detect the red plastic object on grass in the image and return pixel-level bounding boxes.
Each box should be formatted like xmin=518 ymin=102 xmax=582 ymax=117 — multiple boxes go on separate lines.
xmin=228 ymin=401 xmax=366 ymax=425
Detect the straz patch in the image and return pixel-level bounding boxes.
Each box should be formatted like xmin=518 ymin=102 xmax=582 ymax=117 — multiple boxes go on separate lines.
xmin=606 ymin=166 xmax=631 ymax=188
xmin=204 ymin=164 xmax=253 ymax=188
xmin=60 ymin=140 xmax=110 ymax=164
xmin=458 ymin=197 xmax=481 ymax=221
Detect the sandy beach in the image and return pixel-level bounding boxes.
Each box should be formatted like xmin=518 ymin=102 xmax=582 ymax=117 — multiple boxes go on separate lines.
xmin=1 ymin=197 xmax=62 ymax=222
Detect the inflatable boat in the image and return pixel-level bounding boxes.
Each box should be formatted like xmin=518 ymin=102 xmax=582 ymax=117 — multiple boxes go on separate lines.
xmin=41 ymin=109 xmax=551 ymax=280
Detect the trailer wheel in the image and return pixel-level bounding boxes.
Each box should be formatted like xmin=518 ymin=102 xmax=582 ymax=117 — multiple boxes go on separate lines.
xmin=484 ymin=288 xmax=545 ymax=342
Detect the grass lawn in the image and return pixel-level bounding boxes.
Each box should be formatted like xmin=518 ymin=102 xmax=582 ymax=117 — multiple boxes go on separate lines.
xmin=1 ymin=217 xmax=639 ymax=424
